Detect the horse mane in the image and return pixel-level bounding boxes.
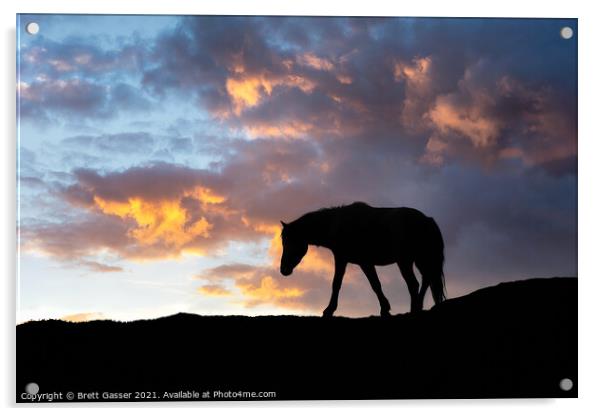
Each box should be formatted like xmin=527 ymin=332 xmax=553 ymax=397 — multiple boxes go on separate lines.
xmin=292 ymin=201 xmax=370 ymax=225
xmin=313 ymin=201 xmax=371 ymax=214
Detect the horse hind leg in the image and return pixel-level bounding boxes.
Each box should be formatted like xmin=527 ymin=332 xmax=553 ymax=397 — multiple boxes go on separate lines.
xmin=397 ymin=261 xmax=422 ymax=313
xmin=417 ymin=280 xmax=429 ymax=311
xmin=415 ymin=258 xmax=441 ymax=306
xmin=359 ymin=264 xmax=391 ymax=317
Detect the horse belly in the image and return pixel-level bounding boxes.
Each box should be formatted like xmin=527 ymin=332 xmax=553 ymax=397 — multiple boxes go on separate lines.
xmin=343 ymin=237 xmax=403 ymax=266
xmin=336 ymin=208 xmax=416 ymax=265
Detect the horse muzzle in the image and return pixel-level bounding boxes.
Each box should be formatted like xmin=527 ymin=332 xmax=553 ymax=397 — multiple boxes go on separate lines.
xmin=280 ymin=267 xmax=292 ymax=277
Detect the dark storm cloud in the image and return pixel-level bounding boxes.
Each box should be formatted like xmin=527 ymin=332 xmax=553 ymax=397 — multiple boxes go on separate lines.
xmin=19 ymin=16 xmax=577 ymax=171
xmin=64 ymin=162 xmax=216 ymax=203
xmin=138 ymin=17 xmax=576 ymax=172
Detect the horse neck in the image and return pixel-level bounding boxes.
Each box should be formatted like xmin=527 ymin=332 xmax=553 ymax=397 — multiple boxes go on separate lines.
xmin=296 ymin=210 xmax=332 ymax=248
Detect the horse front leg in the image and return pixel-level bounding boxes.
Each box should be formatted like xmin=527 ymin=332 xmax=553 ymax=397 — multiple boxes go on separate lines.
xmin=360 ymin=264 xmax=391 ymax=317
xmin=322 ymin=257 xmax=347 ymax=318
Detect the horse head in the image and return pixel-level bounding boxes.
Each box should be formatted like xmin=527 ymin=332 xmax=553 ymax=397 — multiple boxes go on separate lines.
xmin=279 ymin=221 xmax=308 ymax=276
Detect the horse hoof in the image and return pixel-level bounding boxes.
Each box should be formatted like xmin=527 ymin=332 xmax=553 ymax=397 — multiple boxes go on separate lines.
xmin=322 ymin=309 xmax=334 ymax=318
xmin=380 ymin=310 xmax=391 ymax=318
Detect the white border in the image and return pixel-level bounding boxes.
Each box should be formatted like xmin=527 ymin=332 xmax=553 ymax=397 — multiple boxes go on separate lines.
xmin=2 ymin=0 xmax=601 ymax=414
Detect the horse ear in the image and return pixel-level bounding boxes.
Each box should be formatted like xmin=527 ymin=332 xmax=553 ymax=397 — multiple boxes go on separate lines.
xmin=280 ymin=220 xmax=287 ymax=227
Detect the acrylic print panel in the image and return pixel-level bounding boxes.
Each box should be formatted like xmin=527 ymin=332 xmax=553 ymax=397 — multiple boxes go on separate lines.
xmin=16 ymin=14 xmax=577 ymax=402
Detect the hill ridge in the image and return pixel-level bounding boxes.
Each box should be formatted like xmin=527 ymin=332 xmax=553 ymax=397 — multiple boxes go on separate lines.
xmin=18 ymin=276 xmax=577 ymax=326
xmin=17 ymin=277 xmax=577 ymax=401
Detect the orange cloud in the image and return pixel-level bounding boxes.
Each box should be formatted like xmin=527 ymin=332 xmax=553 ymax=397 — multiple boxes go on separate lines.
xmin=61 ymin=312 xmax=105 ymax=322
xmin=245 ymin=120 xmax=314 ymax=139
xmin=415 ymin=64 xmax=577 ymax=167
xmin=250 ymin=211 xmax=329 ymax=262
xmin=298 ymin=53 xmax=334 ymax=71
xmin=27 ymin=164 xmax=315 ymax=262
xmin=92 ymin=186 xmax=224 ymax=252
xmin=336 ymin=74 xmax=353 ymax=85
xmin=420 ymin=135 xmax=448 ymax=166
xmin=198 ymin=284 xmax=232 ymax=297
xmin=236 ymin=275 xmax=305 ymax=307
xmin=225 ymin=73 xmax=316 ymax=116
xmin=394 ymin=56 xmax=432 ymax=86
xmin=296 ymin=247 xmax=333 ymax=274
xmin=250 ymin=220 xmax=333 ymax=274
xmin=194 ymin=258 xmax=375 ymax=315
xmin=226 ymin=76 xmax=274 ymax=115
xmin=194 ymin=220 xmax=334 ymax=310
xmin=428 ymin=95 xmax=500 ymax=148
xmin=300 ymin=51 xmax=353 ymax=84
xmin=394 ymin=56 xmax=436 ymax=132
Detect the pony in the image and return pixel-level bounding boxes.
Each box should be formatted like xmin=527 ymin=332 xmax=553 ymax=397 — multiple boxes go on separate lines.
xmin=279 ymin=202 xmax=446 ymax=317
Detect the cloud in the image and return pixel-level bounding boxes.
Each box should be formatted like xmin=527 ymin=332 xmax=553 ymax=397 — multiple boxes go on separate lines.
xmin=429 ymin=94 xmax=501 ymax=148
xmin=195 ymin=263 xmax=257 ymax=280
xmin=392 ymin=57 xmax=577 ymax=169
xmin=19 ymin=78 xmax=109 ymax=119
xmin=20 ymin=16 xmax=577 ymax=172
xmin=62 ymin=132 xmax=156 ymax=154
xmin=195 ymin=260 xmax=327 ymax=312
xmin=22 ymin=214 xmax=130 ymax=259
xmin=63 ymin=163 xmax=218 ymax=204
xmin=197 ymin=284 xmax=232 ymax=297
xmin=18 ymin=32 xmax=153 ymax=121
xmin=19 ymin=79 xmax=153 ymax=121
xmin=394 ymin=55 xmax=436 ymax=132
xmin=137 ymin=17 xmax=576 ymax=174
xmin=23 ymin=114 xmax=577 ymax=279
xmin=237 ymin=276 xmax=305 ymax=308
xmin=193 ymin=249 xmax=425 ymax=316
xmin=224 ymin=72 xmax=316 ymax=117
xmin=297 ymin=53 xmax=335 ymax=71
xmin=24 ymin=162 xmax=266 ymax=260
xmin=21 ymin=35 xmax=146 ymax=79
xmin=61 ymin=312 xmax=105 ymax=322
xmin=77 ymin=260 xmax=124 ymax=273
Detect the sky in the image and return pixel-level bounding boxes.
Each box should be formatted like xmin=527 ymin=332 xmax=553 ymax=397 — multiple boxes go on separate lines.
xmin=16 ymin=15 xmax=577 ymax=322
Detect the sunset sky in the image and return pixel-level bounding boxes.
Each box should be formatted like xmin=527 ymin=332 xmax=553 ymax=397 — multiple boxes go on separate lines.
xmin=17 ymin=15 xmax=577 ymax=322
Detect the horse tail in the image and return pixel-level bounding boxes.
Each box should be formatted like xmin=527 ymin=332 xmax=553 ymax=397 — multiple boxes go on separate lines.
xmin=422 ymin=217 xmax=446 ymax=304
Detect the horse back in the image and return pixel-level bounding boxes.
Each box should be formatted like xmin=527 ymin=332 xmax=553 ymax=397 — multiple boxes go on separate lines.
xmin=330 ymin=204 xmax=428 ymax=265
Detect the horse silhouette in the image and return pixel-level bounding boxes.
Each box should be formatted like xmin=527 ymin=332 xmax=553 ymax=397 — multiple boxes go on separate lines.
xmin=280 ymin=202 xmax=446 ymax=317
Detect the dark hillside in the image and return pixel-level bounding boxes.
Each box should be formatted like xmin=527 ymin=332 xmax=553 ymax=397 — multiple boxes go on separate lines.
xmin=17 ymin=277 xmax=577 ymax=402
